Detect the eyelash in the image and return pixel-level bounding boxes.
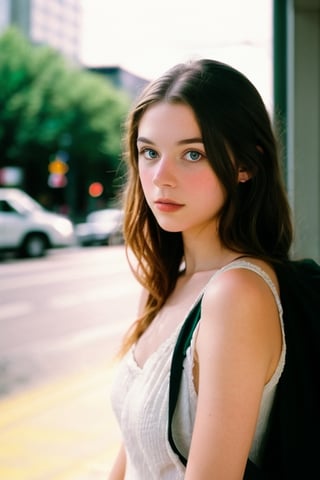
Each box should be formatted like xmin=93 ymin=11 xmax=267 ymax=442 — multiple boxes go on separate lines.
xmin=139 ymin=148 xmax=158 ymax=160
xmin=138 ymin=148 xmax=205 ymax=162
xmin=184 ymin=150 xmax=203 ymax=162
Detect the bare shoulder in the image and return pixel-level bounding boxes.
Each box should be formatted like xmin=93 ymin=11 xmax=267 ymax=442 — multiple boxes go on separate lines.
xmin=203 ymin=257 xmax=279 ymax=311
xmin=197 ymin=255 xmax=281 ymax=368
xmin=197 ymin=257 xmax=282 ymax=364
xmin=195 ymin=257 xmax=283 ymax=387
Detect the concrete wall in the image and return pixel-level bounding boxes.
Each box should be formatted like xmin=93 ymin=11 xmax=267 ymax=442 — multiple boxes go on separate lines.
xmin=286 ymin=0 xmax=320 ymax=261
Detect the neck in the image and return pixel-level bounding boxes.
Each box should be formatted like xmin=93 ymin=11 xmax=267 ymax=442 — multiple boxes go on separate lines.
xmin=182 ymin=247 xmax=242 ymax=276
xmin=181 ymin=225 xmax=243 ymax=275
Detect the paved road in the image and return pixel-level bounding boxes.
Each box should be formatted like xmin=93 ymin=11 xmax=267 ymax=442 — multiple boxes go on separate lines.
xmin=0 ymin=246 xmax=140 ymax=479
xmin=0 ymin=246 xmax=140 ymax=397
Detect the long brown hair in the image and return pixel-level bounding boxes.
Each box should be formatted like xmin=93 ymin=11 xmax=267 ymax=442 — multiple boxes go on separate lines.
xmin=120 ymin=59 xmax=293 ymax=354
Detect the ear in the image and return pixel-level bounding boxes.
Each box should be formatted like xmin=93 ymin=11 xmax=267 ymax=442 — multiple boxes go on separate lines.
xmin=238 ymin=167 xmax=252 ymax=183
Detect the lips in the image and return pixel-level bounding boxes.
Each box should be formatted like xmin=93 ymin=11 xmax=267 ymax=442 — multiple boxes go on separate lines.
xmin=154 ymin=198 xmax=184 ymax=212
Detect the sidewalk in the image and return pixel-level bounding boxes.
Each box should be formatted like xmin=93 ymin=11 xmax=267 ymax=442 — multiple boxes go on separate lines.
xmin=0 ymin=361 xmax=121 ymax=480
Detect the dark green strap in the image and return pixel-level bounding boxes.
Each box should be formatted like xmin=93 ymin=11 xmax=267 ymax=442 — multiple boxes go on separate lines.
xmin=168 ymin=298 xmax=202 ymax=465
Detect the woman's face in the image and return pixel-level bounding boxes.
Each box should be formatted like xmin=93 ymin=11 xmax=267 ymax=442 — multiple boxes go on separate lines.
xmin=137 ymin=102 xmax=226 ymax=237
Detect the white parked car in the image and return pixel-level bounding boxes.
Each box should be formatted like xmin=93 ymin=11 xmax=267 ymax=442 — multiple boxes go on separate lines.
xmin=75 ymin=208 xmax=124 ymax=246
xmin=0 ymin=188 xmax=75 ymax=258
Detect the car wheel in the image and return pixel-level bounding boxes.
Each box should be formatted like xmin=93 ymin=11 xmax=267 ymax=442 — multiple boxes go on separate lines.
xmin=21 ymin=234 xmax=47 ymax=258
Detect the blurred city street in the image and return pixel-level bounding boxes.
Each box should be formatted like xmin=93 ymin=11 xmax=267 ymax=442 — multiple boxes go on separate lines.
xmin=0 ymin=246 xmax=140 ymax=479
xmin=0 ymin=1 xmax=295 ymax=478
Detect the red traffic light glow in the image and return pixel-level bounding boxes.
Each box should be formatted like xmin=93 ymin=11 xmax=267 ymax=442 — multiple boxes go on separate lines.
xmin=89 ymin=182 xmax=103 ymax=197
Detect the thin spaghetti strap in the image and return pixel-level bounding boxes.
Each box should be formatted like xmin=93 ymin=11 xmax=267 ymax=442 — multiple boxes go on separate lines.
xmin=218 ymin=260 xmax=283 ymax=316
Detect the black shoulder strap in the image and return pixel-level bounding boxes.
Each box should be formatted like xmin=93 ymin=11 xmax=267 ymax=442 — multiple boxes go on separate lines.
xmin=168 ymin=295 xmax=268 ymax=478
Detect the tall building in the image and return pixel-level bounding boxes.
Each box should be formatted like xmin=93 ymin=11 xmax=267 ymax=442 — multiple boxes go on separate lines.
xmin=0 ymin=0 xmax=82 ymax=62
xmin=0 ymin=0 xmax=10 ymax=31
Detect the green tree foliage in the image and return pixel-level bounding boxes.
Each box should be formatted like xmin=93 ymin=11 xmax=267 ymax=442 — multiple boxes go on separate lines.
xmin=0 ymin=28 xmax=131 ymax=213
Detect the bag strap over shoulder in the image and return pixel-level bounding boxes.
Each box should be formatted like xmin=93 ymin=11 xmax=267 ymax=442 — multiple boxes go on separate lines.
xmin=168 ymin=298 xmax=202 ymax=466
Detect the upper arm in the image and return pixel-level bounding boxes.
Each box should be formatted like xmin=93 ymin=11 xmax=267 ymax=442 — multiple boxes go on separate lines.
xmin=185 ymin=268 xmax=282 ymax=479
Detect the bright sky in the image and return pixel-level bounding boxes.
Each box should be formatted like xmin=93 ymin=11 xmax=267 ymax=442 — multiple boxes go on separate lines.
xmin=80 ymin=0 xmax=273 ymax=109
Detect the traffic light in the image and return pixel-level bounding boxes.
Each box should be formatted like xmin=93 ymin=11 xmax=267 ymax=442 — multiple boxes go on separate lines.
xmin=48 ymin=158 xmax=69 ymax=175
xmin=89 ymin=182 xmax=104 ymax=197
xmin=48 ymin=152 xmax=69 ymax=188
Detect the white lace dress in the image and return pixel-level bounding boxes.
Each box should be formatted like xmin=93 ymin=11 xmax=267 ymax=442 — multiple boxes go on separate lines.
xmin=110 ymin=261 xmax=286 ymax=480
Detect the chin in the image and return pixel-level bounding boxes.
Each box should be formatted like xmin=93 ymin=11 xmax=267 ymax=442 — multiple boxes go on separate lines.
xmin=158 ymin=223 xmax=182 ymax=233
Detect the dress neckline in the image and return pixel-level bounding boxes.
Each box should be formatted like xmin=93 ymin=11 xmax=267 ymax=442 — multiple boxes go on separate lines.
xmin=130 ymin=318 xmax=185 ymax=372
xmin=130 ymin=259 xmax=279 ymax=371
xmin=130 ymin=268 xmax=219 ymax=371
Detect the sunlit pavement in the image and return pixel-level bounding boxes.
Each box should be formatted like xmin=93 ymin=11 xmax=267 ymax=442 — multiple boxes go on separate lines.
xmin=0 ymin=361 xmax=121 ymax=479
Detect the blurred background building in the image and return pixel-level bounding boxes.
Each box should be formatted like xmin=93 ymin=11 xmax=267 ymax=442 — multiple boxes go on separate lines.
xmin=273 ymin=0 xmax=320 ymax=261
xmin=0 ymin=0 xmax=146 ymax=92
xmin=0 ymin=0 xmax=81 ymax=61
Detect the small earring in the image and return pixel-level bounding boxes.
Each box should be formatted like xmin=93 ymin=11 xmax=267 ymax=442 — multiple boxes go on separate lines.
xmin=238 ymin=171 xmax=249 ymax=183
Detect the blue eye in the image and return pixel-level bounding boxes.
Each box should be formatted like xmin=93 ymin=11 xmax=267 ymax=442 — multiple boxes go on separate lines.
xmin=185 ymin=151 xmax=202 ymax=162
xmin=141 ymin=148 xmax=158 ymax=160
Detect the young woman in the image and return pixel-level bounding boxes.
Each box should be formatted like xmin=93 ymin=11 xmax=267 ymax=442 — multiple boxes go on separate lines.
xmin=109 ymin=59 xmax=292 ymax=479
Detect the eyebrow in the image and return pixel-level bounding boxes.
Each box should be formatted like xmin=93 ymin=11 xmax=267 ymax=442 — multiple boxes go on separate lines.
xmin=137 ymin=136 xmax=203 ymax=145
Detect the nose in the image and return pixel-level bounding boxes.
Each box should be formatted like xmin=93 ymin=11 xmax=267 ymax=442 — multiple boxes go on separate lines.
xmin=153 ymin=155 xmax=177 ymax=188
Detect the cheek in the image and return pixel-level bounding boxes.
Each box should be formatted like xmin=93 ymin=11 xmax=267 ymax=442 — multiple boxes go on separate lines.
xmin=190 ymin=171 xmax=226 ymax=205
xmin=187 ymin=168 xmax=222 ymax=191
xmin=186 ymin=172 xmax=206 ymax=188
xmin=138 ymin=165 xmax=152 ymax=195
